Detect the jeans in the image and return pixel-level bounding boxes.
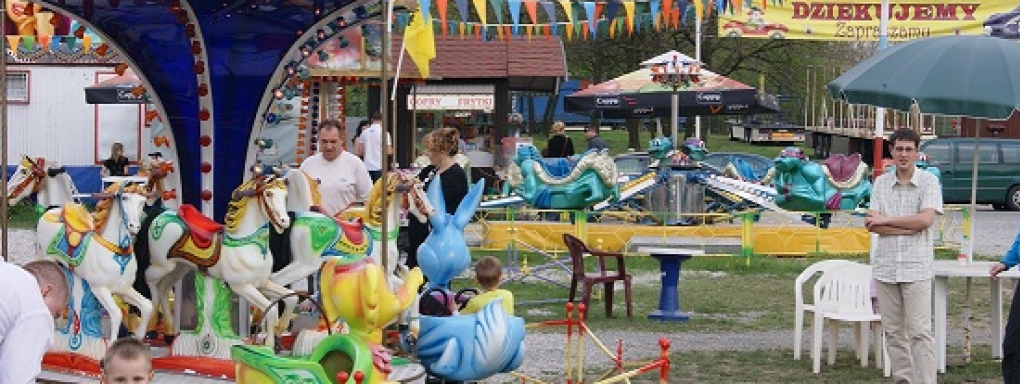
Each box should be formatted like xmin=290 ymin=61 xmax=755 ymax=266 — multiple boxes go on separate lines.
xmin=1003 ymin=279 xmax=1020 ymax=383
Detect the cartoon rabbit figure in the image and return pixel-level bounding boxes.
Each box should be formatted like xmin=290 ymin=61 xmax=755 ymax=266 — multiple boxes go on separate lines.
xmin=416 ymin=176 xmax=486 ymax=289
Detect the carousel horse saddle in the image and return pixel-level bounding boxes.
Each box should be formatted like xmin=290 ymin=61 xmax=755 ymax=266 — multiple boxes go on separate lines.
xmin=338 ymin=219 xmax=365 ymax=245
xmin=61 ymin=203 xmax=95 ymax=234
xmin=825 ymin=153 xmax=862 ymax=183
xmin=177 ymin=204 xmax=223 ymax=249
xmin=536 ymin=157 xmax=576 ymax=178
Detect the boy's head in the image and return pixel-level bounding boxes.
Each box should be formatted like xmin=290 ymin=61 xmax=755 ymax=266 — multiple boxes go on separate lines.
xmin=475 ymin=256 xmax=503 ymax=290
xmin=101 ymin=338 xmax=153 ymax=384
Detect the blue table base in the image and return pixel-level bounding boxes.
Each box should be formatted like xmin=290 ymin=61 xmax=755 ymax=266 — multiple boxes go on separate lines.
xmin=648 ymin=254 xmax=693 ymax=322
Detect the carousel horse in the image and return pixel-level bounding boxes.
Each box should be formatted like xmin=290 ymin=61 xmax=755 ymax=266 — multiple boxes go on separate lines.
xmin=6 ymin=156 xmax=77 ymax=216
xmin=506 ymin=145 xmax=618 ymax=209
xmin=35 ymin=182 xmax=155 ymax=347
xmin=144 ymin=175 xmax=294 ymax=348
xmin=269 ymin=169 xmax=432 ymax=290
xmin=362 ymin=171 xmax=433 ymax=287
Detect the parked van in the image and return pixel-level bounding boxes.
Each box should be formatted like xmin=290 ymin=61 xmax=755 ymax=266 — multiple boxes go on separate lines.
xmin=919 ymin=138 xmax=1020 ymax=210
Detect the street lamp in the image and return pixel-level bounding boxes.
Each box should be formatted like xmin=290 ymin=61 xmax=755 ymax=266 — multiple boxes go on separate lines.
xmin=649 ymin=55 xmax=701 ymax=149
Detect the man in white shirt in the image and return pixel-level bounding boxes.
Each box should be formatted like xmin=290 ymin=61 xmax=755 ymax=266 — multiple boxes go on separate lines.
xmin=355 ymin=111 xmax=393 ymax=183
xmin=0 ymin=259 xmax=69 ymax=384
xmin=300 ymin=119 xmax=373 ymax=217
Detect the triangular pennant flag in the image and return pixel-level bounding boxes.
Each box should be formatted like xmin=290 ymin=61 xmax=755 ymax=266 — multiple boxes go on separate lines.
xmin=583 ymin=2 xmax=598 ymax=36
xmin=418 ymin=0 xmax=432 ymax=22
xmin=471 ymin=0 xmax=488 ymax=26
xmin=459 ymin=22 xmax=467 ymax=37
xmin=21 ymin=36 xmax=35 ymax=51
xmin=604 ymin=0 xmax=620 ymax=21
xmin=662 ymin=0 xmax=674 ymax=26
xmin=474 ymin=24 xmax=482 ymax=39
xmin=455 ymin=0 xmax=470 ymax=23
xmin=649 ymin=0 xmax=661 ymax=29
xmin=608 ymin=18 xmax=616 ymax=38
xmin=623 ymin=1 xmax=635 ymax=35
xmin=572 ymin=2 xmax=583 ymax=35
xmin=491 ymin=0 xmax=505 ymax=25
xmin=437 ymin=0 xmax=449 ymax=35
xmin=540 ymin=2 xmax=557 ymax=31
xmin=51 ymin=36 xmax=62 ymax=51
xmin=524 ymin=0 xmax=538 ymax=24
xmin=695 ymin=0 xmax=706 ymax=20
xmin=508 ymin=0 xmax=522 ymax=36
xmin=6 ymin=36 xmax=20 ymax=56
xmin=595 ymin=2 xmax=605 ymax=21
xmin=38 ymin=36 xmax=51 ymax=52
xmin=558 ymin=0 xmax=574 ymax=29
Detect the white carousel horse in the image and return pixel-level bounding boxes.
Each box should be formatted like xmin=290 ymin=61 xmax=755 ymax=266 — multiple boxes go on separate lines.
xmin=35 ymin=182 xmax=155 ymax=349
xmin=363 ymin=171 xmax=433 ymax=287
xmin=272 ymin=169 xmax=432 ymax=290
xmin=144 ymin=176 xmax=294 ymax=348
xmin=6 ymin=156 xmax=77 ymax=214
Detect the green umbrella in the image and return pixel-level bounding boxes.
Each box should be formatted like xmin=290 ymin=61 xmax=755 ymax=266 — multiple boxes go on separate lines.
xmin=828 ymin=35 xmax=1020 ymax=120
xmin=827 ymin=35 xmax=1020 ymax=266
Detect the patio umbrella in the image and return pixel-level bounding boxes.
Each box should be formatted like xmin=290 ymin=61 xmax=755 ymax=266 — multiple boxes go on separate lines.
xmin=85 ymin=69 xmax=148 ymax=104
xmin=564 ymin=52 xmax=781 ymax=119
xmin=827 ymin=34 xmax=1020 ymax=262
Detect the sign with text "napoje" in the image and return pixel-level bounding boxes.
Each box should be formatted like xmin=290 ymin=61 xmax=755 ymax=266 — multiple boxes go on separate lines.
xmin=718 ymin=1 xmax=1019 ymax=41
xmin=407 ymin=94 xmax=494 ymax=110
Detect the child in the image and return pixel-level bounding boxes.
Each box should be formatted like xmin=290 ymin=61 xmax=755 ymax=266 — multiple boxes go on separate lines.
xmin=460 ymin=256 xmax=514 ymax=315
xmin=100 ymin=337 xmax=153 ymax=384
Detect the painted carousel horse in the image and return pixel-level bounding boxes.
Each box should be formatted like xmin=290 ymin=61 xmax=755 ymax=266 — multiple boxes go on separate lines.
xmin=768 ymin=148 xmax=871 ymax=229
xmin=6 ymin=156 xmax=77 ymax=216
xmin=35 ymin=182 xmax=154 ymax=357
xmin=270 ymin=169 xmax=432 ymax=291
xmin=145 ymin=175 xmax=294 ymax=348
xmin=506 ymin=145 xmax=618 ymax=209
xmin=233 ymin=258 xmax=423 ymax=383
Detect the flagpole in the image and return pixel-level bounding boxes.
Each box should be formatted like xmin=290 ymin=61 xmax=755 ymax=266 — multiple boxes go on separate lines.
xmin=694 ymin=13 xmax=702 ymax=140
xmin=391 ymin=37 xmax=407 ymax=101
xmin=380 ymin=0 xmax=395 ymax=271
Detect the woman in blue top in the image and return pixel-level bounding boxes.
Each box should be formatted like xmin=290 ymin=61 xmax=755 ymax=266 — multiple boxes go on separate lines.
xmin=991 ymin=226 xmax=1020 ymax=381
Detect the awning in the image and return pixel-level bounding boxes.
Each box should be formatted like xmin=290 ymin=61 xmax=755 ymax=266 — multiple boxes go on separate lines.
xmin=85 ymin=69 xmax=148 ymax=104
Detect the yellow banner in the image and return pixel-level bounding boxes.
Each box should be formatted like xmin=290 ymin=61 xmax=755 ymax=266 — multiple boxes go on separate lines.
xmin=718 ymin=1 xmax=1018 ymax=41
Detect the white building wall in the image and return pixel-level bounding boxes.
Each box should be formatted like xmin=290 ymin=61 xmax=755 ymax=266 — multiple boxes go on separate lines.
xmin=6 ymin=65 xmax=141 ymax=166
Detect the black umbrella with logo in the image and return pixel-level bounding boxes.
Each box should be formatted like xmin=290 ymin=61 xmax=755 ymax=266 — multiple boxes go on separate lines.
xmin=85 ymin=69 xmax=148 ymax=104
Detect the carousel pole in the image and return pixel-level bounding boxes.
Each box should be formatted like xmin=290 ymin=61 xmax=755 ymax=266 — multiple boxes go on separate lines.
xmin=1 ymin=6 xmax=9 ymax=262
xmin=379 ymin=0 xmax=394 ymax=269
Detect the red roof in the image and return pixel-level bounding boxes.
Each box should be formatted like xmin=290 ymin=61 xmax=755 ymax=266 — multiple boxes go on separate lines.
xmin=391 ymin=34 xmax=566 ymax=92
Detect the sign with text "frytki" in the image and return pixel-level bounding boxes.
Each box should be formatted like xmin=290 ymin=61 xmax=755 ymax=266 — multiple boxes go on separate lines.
xmin=718 ymin=1 xmax=1019 ymax=41
xmin=407 ymin=94 xmax=494 ymax=110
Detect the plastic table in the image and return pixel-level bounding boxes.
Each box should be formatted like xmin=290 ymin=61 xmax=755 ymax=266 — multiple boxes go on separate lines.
xmin=636 ymin=247 xmax=704 ymax=322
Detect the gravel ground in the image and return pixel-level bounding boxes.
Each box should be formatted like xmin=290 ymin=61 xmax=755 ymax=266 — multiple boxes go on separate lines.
xmin=7 ymin=207 xmax=1019 ymax=382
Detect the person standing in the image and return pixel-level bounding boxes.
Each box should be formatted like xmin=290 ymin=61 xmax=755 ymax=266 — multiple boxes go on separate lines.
xmin=405 ymin=128 xmax=469 ymax=270
xmin=545 ymin=121 xmax=575 ymax=158
xmin=300 ymin=119 xmax=373 ymax=217
xmin=102 ymin=142 xmax=130 ymax=177
xmin=356 ymin=111 xmax=393 ymax=183
xmin=585 ymin=126 xmax=607 ymax=152
xmin=0 ymin=259 xmax=70 ymax=384
xmin=866 ymin=128 xmax=942 ymax=384
xmin=991 ymin=223 xmax=1020 ymax=382
xmin=351 ymin=119 xmax=370 ymax=159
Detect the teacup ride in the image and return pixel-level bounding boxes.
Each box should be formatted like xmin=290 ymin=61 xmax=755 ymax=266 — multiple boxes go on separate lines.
xmin=34 ymin=182 xmax=154 ymax=373
xmin=142 ymin=175 xmax=293 ymax=376
xmin=401 ymin=177 xmax=528 ymax=382
xmin=232 ymin=257 xmax=425 ymax=383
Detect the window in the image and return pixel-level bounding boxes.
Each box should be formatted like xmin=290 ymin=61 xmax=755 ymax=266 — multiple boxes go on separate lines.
xmin=922 ymin=142 xmax=951 ymax=166
xmin=956 ymin=142 xmax=1000 ymax=164
xmin=5 ymin=72 xmax=29 ymax=104
xmin=1002 ymin=142 xmax=1020 ymax=164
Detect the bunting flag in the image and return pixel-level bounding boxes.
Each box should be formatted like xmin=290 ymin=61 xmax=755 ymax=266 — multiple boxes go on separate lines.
xmin=649 ymin=0 xmax=660 ymax=29
xmin=604 ymin=1 xmax=620 ymax=25
xmin=508 ymin=0 xmax=522 ymax=36
xmin=692 ymin=0 xmax=703 ymax=22
xmin=623 ymin=0 xmax=635 ymax=34
xmin=558 ymin=0 xmax=574 ymax=34
xmin=661 ymin=0 xmax=673 ymax=28
xmin=540 ymin=2 xmax=557 ymax=34
xmin=472 ymin=0 xmax=488 ymax=26
xmin=491 ymin=0 xmax=506 ymax=25
xmin=437 ymin=0 xmax=449 ymax=35
xmin=583 ymin=2 xmax=597 ymax=36
xmin=524 ymin=0 xmax=538 ymax=24
xmin=455 ymin=0 xmax=470 ymax=23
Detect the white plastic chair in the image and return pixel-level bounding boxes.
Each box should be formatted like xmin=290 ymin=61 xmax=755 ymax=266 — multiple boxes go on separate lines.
xmin=794 ymin=259 xmax=857 ymax=360
xmin=810 ymin=262 xmax=889 ymax=375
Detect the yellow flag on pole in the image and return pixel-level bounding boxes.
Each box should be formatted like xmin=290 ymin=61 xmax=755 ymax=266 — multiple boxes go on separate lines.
xmin=404 ymin=10 xmax=436 ymax=79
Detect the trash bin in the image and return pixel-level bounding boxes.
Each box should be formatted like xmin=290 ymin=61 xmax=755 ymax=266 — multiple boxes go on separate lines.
xmin=644 ymin=166 xmax=706 ymax=225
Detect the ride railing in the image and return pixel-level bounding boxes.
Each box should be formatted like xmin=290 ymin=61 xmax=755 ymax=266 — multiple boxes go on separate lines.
xmin=465 ymin=206 xmax=968 ymax=260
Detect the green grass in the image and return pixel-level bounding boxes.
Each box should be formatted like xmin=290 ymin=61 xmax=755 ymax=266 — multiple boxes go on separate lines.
xmin=471 ymin=249 xmax=1010 ymax=382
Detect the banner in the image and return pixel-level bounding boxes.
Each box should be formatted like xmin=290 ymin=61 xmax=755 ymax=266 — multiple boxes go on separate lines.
xmin=717 ymin=1 xmax=1019 ymax=41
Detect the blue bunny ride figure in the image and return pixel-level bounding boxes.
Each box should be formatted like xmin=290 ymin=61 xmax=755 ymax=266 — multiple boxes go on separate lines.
xmin=416 ymin=176 xmax=486 ymax=290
